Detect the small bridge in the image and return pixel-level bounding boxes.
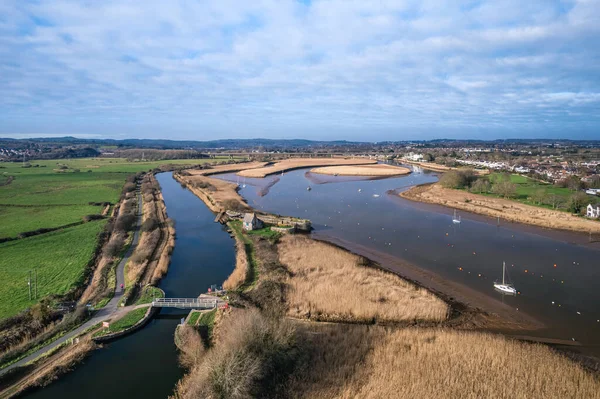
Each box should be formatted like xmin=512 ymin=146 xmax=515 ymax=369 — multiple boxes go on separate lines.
xmin=151 ymin=297 xmax=225 ymax=309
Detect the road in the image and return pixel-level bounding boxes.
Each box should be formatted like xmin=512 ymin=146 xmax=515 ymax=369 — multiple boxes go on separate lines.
xmin=0 ymin=189 xmax=144 ymax=377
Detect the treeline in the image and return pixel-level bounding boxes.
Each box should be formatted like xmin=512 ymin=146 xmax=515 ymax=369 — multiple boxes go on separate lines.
xmin=110 ymin=149 xmax=211 ymax=161
xmin=440 ymin=170 xmax=593 ymax=214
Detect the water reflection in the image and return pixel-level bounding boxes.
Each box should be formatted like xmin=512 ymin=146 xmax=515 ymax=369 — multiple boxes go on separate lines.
xmin=215 ymin=167 xmax=600 ymax=354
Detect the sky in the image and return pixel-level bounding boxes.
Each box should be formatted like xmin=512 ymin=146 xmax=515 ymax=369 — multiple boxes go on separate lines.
xmin=0 ymin=1 xmax=599 ymax=141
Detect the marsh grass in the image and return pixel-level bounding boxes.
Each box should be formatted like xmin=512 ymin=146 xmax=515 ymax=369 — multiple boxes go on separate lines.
xmin=278 ymin=235 xmax=448 ymax=323
xmin=286 ymin=323 xmax=600 ymax=399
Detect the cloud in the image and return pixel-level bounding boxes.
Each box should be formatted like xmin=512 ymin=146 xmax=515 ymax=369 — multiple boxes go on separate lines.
xmin=0 ymin=0 xmax=599 ymax=140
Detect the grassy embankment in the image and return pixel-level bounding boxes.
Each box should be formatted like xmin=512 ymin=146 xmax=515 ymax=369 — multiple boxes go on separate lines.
xmin=92 ymin=307 xmax=149 ymax=338
xmin=135 ymin=286 xmax=165 ymax=305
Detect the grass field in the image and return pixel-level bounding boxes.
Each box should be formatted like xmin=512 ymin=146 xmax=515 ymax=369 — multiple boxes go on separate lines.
xmin=0 ymin=220 xmax=106 ymax=319
xmin=0 ymin=157 xmax=231 ymax=320
xmin=486 ymin=173 xmax=599 ymax=208
xmin=93 ymin=307 xmax=148 ymax=337
xmin=0 ymin=205 xmax=101 ymax=239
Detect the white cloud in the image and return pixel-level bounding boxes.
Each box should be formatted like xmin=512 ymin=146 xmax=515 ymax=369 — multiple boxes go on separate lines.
xmin=0 ymin=0 xmax=599 ymax=140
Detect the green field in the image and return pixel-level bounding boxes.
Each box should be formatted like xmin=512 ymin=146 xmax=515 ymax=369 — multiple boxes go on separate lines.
xmin=0 ymin=205 xmax=101 ymax=239
xmin=0 ymin=220 xmax=106 ymax=319
xmin=485 ymin=173 xmax=599 ymax=209
xmin=0 ymin=157 xmax=232 ymax=320
xmin=93 ymin=307 xmax=148 ymax=337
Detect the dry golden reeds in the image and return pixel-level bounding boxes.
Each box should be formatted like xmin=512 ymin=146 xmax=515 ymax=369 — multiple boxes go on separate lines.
xmin=278 ymin=235 xmax=448 ymax=323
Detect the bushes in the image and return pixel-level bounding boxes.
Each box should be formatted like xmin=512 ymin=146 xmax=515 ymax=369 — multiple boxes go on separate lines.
xmin=492 ymin=181 xmax=517 ymax=198
xmin=174 ymin=310 xmax=299 ymax=399
xmin=141 ymin=217 xmax=159 ymax=232
xmin=123 ymin=182 xmax=136 ymax=193
xmin=83 ymin=214 xmax=104 ymax=222
xmin=115 ymin=213 xmax=136 ymax=232
xmin=439 ymin=170 xmax=477 ymax=189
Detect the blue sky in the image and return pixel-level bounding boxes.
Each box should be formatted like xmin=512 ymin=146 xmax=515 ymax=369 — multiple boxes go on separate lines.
xmin=0 ymin=0 xmax=599 ymax=141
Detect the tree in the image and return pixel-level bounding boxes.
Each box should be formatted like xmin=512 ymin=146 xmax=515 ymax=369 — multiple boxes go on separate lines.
xmin=566 ymin=175 xmax=583 ymax=191
xmin=546 ymin=194 xmax=565 ymax=209
xmin=567 ymin=192 xmax=588 ymax=214
xmin=531 ymin=189 xmax=546 ymax=205
xmin=439 ymin=170 xmax=477 ymax=189
xmin=470 ymin=178 xmax=491 ymax=194
xmin=492 ymin=181 xmax=517 ymax=198
xmin=589 ymin=175 xmax=600 ymax=189
xmin=423 ymin=153 xmax=434 ymax=162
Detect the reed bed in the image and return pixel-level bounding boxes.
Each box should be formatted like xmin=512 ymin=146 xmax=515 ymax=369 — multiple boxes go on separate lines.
xmin=288 ymin=323 xmax=600 ymax=399
xmin=278 ymin=235 xmax=448 ymax=323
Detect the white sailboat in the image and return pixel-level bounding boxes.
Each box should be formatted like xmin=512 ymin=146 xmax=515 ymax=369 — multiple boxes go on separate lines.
xmin=452 ymin=210 xmax=461 ymax=224
xmin=494 ymin=261 xmax=517 ymax=295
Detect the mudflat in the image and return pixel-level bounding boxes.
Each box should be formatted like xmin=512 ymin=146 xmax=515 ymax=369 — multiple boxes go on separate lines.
xmin=401 ymin=183 xmax=600 ymax=234
xmin=236 ymin=158 xmax=376 ymax=178
xmin=310 ymin=164 xmax=411 ymax=176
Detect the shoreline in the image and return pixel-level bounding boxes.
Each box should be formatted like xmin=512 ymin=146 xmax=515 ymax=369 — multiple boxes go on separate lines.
xmin=237 ymin=157 xmax=377 ymax=178
xmin=400 ymin=183 xmax=600 ymax=235
xmin=179 ymin=169 xmax=541 ymax=334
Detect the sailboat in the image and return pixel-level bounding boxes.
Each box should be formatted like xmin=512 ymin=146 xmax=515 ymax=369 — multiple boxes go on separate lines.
xmin=493 ymin=261 xmax=517 ymax=295
xmin=452 ymin=210 xmax=461 ymax=224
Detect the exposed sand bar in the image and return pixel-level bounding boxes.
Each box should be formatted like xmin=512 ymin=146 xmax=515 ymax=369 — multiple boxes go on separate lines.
xmin=237 ymin=157 xmax=376 ymax=178
xmin=310 ymin=164 xmax=411 ymax=177
xmin=401 ymin=183 xmax=600 ymax=234
xmin=186 ymin=161 xmax=268 ymax=176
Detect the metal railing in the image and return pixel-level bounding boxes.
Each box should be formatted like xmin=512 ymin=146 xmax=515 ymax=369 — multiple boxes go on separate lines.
xmin=151 ymin=297 xmax=224 ymax=309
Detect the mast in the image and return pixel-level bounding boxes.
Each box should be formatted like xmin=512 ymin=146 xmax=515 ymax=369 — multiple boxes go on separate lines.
xmin=502 ymin=261 xmax=505 ymax=285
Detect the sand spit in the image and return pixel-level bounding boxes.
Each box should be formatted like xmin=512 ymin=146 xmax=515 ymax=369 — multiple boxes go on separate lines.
xmin=310 ymin=164 xmax=411 ymax=177
xmin=236 ymin=158 xmax=376 ymax=178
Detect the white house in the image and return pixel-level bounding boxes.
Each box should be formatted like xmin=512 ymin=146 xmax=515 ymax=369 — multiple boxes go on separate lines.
xmin=586 ymin=204 xmax=600 ymax=219
xmin=242 ymin=213 xmax=263 ymax=231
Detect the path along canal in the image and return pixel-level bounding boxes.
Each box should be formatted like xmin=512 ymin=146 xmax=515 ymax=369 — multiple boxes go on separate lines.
xmin=24 ymin=172 xmax=235 ymax=399
xmin=217 ymin=166 xmax=600 ymax=356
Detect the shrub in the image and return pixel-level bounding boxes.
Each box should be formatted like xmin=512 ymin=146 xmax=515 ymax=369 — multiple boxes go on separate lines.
xmin=115 ymin=213 xmax=136 ymax=232
xmin=439 ymin=170 xmax=477 ymax=189
xmin=141 ymin=217 xmax=159 ymax=232
xmin=123 ymin=182 xmax=136 ymax=193
xmin=83 ymin=214 xmax=104 ymax=222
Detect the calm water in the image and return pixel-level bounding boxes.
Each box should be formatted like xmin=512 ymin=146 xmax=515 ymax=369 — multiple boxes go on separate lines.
xmin=25 ymin=172 xmax=235 ymax=399
xmin=220 ymin=166 xmax=600 ymax=352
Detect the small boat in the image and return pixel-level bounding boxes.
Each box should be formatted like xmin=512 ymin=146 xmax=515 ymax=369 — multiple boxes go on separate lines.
xmin=373 ymin=194 xmax=380 ymax=198
xmin=307 ymin=186 xmax=311 ymax=191
xmin=452 ymin=210 xmax=461 ymax=224
xmin=358 ymin=189 xmax=362 ymax=192
xmin=494 ymin=261 xmax=517 ymax=295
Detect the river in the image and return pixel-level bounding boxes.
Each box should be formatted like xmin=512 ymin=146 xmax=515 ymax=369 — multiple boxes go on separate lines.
xmin=24 ymin=172 xmax=235 ymax=399
xmin=219 ymin=166 xmax=600 ymax=354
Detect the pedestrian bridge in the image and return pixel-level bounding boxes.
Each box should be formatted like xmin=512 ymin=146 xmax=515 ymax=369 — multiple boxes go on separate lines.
xmin=151 ymin=297 xmax=225 ymax=309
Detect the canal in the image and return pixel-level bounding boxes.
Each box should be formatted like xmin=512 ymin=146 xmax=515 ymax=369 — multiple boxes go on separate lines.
xmin=24 ymin=172 xmax=235 ymax=399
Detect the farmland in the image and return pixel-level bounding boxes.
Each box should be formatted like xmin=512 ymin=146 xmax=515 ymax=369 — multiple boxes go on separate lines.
xmin=0 ymin=220 xmax=105 ymax=319
xmin=0 ymin=157 xmax=229 ymax=320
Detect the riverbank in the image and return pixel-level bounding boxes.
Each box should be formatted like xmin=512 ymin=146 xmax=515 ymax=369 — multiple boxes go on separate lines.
xmin=310 ymin=164 xmax=411 ymax=177
xmin=400 ymin=183 xmax=600 ymax=234
xmin=403 ymin=159 xmax=489 ymax=175
xmin=237 ymin=157 xmax=376 ymax=178
xmin=172 ymin=207 xmax=600 ymax=398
